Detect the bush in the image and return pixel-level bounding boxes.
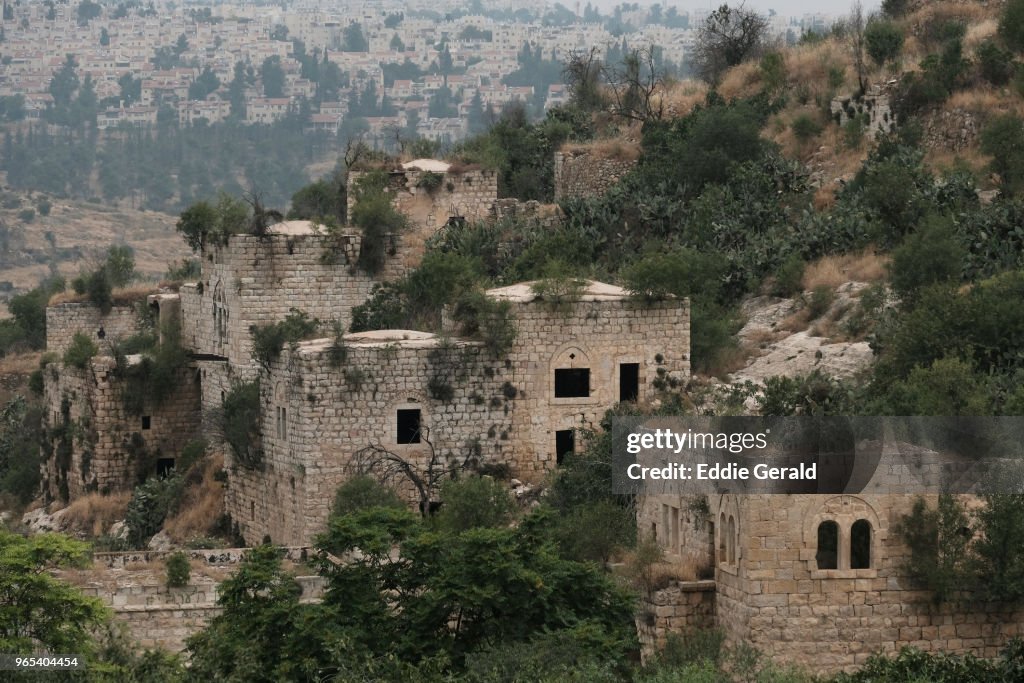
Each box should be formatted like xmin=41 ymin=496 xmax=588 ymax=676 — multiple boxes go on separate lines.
xmin=18 ymin=208 xmax=35 ymax=223
xmin=166 ymin=551 xmax=191 ymax=588
xmin=125 ymin=472 xmax=185 ymax=548
xmin=889 ymin=217 xmax=965 ymax=303
xmin=221 ymin=381 xmax=261 ymax=469
xmin=807 ymin=285 xmax=834 ymax=319
xmin=981 ymin=114 xmax=1024 ymax=196
xmin=349 ymin=171 xmax=407 ymax=275
xmin=759 ymin=52 xmax=786 ymax=92
xmin=622 ymin=248 xmax=729 ymax=302
xmin=790 ymin=114 xmax=822 ymax=143
xmin=64 ymin=332 xmax=98 ymax=369
xmin=250 ymin=308 xmax=319 ymax=368
xmin=450 ymin=289 xmax=516 ymax=357
xmin=977 ymin=40 xmax=1015 ymax=85
xmin=350 ymin=282 xmax=408 ymax=332
xmin=331 ymin=475 xmax=405 ymax=518
xmin=434 ymin=476 xmax=514 ymax=534
xmin=773 ymin=254 xmax=805 ymax=297
xmin=552 ymin=500 xmax=635 ymax=565
xmin=865 ymin=19 xmax=905 ymax=66
xmin=1001 ymin=0 xmax=1024 ymax=53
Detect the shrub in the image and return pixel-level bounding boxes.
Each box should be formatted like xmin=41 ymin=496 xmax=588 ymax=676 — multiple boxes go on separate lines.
xmin=981 ymin=114 xmax=1024 ymax=196
xmin=552 ymin=500 xmax=635 ymax=565
xmin=125 ymin=472 xmax=184 ymax=548
xmin=807 ymin=285 xmax=834 ymax=319
xmin=622 ymin=248 xmax=729 ymax=302
xmin=865 ymin=20 xmax=904 ymax=66
xmin=35 ymin=198 xmax=52 ymax=216
xmin=790 ymin=114 xmax=822 ymax=143
xmin=889 ymin=217 xmax=965 ymax=303
xmin=416 ymin=171 xmax=445 ymax=194
xmin=331 ymin=475 xmax=405 ymax=518
xmin=17 ymin=208 xmax=34 ymax=223
xmin=166 ymin=551 xmax=191 ymax=588
xmin=1001 ymin=0 xmax=1024 ymax=53
xmin=773 ymin=255 xmax=805 ymax=297
xmin=977 ymin=40 xmax=1015 ymax=85
xmin=349 ymin=171 xmax=407 ymax=275
xmin=759 ymin=52 xmax=786 ymax=93
xmin=434 ymin=476 xmax=514 ymax=534
xmin=250 ymin=308 xmax=319 ymax=368
xmin=842 ymin=114 xmax=867 ymax=149
xmin=450 ymin=289 xmax=516 ymax=357
xmin=350 ymin=282 xmax=408 ymax=332
xmin=64 ymin=332 xmax=98 ymax=369
xmin=221 ymin=381 xmax=261 ymax=469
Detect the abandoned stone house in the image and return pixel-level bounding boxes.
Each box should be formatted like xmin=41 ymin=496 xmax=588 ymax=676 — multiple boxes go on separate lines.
xmin=41 ymin=157 xmax=690 ymax=547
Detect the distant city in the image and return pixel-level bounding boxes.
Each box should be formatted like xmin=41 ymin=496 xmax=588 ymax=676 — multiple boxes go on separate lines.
xmin=0 ymin=0 xmax=840 ymax=144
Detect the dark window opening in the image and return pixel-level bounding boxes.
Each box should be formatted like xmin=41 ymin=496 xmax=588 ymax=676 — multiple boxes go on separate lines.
xmin=156 ymin=457 xmax=175 ymax=477
xmin=554 ymin=368 xmax=590 ymax=398
xmin=555 ymin=429 xmax=574 ymax=465
xmin=620 ymin=363 xmax=640 ymax=402
xmin=816 ymin=520 xmax=839 ymax=570
xmin=397 ymin=409 xmax=421 ymax=444
xmin=851 ymin=519 xmax=872 ymax=569
xmin=141 ymin=415 xmax=151 ymax=430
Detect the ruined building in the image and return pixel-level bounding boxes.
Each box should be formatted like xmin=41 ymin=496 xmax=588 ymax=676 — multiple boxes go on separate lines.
xmin=41 ymin=160 xmax=691 ymax=547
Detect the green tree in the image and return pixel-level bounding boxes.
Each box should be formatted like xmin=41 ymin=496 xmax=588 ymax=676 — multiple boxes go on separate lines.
xmin=189 ymin=66 xmax=221 ymax=100
xmin=332 ymin=475 xmax=405 ymax=518
xmin=889 ymin=217 xmax=965 ymax=303
xmin=1000 ymin=0 xmax=1024 ymax=53
xmin=0 ymin=530 xmax=110 ymax=655
xmin=434 ymin=476 xmax=515 ymax=534
xmin=260 ymin=56 xmax=285 ymax=98
xmin=342 ymin=22 xmax=369 ymax=52
xmin=865 ymin=19 xmax=904 ymax=66
xmin=981 ymin=114 xmax=1024 ymax=195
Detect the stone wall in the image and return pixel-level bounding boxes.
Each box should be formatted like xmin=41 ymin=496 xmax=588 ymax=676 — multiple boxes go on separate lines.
xmin=830 ymin=87 xmax=895 ymax=139
xmin=923 ymin=107 xmax=979 ymax=153
xmin=179 ymin=232 xmax=407 ymax=375
xmin=227 ymin=333 xmax=513 ymax=545
xmin=62 ymin=558 xmax=324 ymax=651
xmin=490 ymin=198 xmax=564 ymax=229
xmin=636 ymin=580 xmax=716 ymax=661
xmin=553 ymin=150 xmax=638 ymax=201
xmin=46 ymin=304 xmax=143 ymax=356
xmin=708 ymin=493 xmax=1024 ymax=673
xmin=230 ymin=286 xmax=690 ymax=546
xmin=347 ymin=167 xmax=498 ymax=232
xmin=42 ymin=356 xmax=202 ymax=501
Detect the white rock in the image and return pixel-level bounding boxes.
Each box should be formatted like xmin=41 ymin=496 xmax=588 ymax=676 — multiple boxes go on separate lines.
xmin=148 ymin=530 xmax=173 ymax=551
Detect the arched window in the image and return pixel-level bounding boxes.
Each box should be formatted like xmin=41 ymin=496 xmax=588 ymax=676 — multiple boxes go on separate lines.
xmin=851 ymin=519 xmax=872 ymax=569
xmin=718 ymin=512 xmax=726 ymax=564
xmin=816 ymin=521 xmax=839 ymax=570
xmin=727 ymin=515 xmax=736 ymax=565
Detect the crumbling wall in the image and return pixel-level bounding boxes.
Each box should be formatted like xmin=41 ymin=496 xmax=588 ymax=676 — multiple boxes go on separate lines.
xmin=636 ymin=581 xmax=716 ymax=662
xmin=46 ymin=304 xmax=142 ymax=356
xmin=554 ymin=150 xmax=638 ymax=201
xmin=42 ymin=356 xmax=202 ymax=501
xmin=347 ymin=167 xmax=498 ymax=232
xmin=830 ymin=86 xmax=895 ymax=138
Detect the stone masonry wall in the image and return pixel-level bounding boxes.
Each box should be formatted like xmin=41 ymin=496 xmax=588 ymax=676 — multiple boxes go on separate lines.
xmin=46 ymin=304 xmax=143 ymax=356
xmin=553 ymin=150 xmax=637 ymax=201
xmin=347 ymin=167 xmax=498 ymax=231
xmin=711 ymin=493 xmax=1024 ymax=673
xmin=637 ymin=580 xmax=716 ymax=662
xmin=830 ymin=87 xmax=895 ymax=139
xmin=179 ymin=232 xmax=407 ymax=375
xmin=42 ymin=356 xmax=201 ymax=501
xmin=498 ymin=297 xmax=689 ymax=478
xmin=227 ymin=336 xmax=512 ymax=545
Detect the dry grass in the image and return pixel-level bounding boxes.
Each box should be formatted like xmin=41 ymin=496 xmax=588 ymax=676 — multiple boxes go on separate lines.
xmin=802 ymin=250 xmax=890 ymax=290
xmin=653 ymin=79 xmax=708 ymax=118
xmin=704 ymin=345 xmax=752 ymax=380
xmin=648 ymin=558 xmax=703 ymax=591
xmin=61 ymin=492 xmax=131 ymax=537
xmin=780 ymin=308 xmax=812 ymax=333
xmin=0 ymin=350 xmax=42 ymax=375
xmin=561 ymin=138 xmax=641 ymax=162
xmin=744 ymin=328 xmax=785 ymax=349
xmin=163 ymin=453 xmax=225 ymax=544
xmin=717 ymin=61 xmax=763 ymax=101
xmin=48 ymin=283 xmax=158 ymax=307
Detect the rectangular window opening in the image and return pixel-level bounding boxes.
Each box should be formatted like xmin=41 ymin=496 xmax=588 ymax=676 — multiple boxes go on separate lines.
xmin=141 ymin=415 xmax=151 ymax=430
xmin=397 ymin=409 xmax=422 ymax=444
xmin=555 ymin=429 xmax=574 ymax=465
xmin=619 ymin=363 xmax=640 ymax=402
xmin=554 ymin=368 xmax=590 ymax=398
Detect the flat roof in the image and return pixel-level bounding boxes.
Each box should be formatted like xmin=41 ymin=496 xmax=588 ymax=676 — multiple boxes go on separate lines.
xmin=294 ymin=330 xmax=481 ymax=355
xmin=485 ymin=279 xmax=632 ymax=303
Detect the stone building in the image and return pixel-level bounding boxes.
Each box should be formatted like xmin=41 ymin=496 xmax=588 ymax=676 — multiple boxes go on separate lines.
xmin=229 ymin=281 xmax=690 ymax=545
xmin=553 ymin=147 xmax=639 ymax=201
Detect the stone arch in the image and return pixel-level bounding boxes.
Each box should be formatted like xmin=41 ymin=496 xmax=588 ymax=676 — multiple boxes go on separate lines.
xmin=212 ymin=279 xmax=227 ymax=348
xmin=273 ymin=381 xmax=288 ymax=440
xmin=802 ymin=495 xmax=885 ymax=573
xmin=715 ymin=494 xmax=741 ymax=567
xmin=549 ymin=342 xmax=595 ymax=403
